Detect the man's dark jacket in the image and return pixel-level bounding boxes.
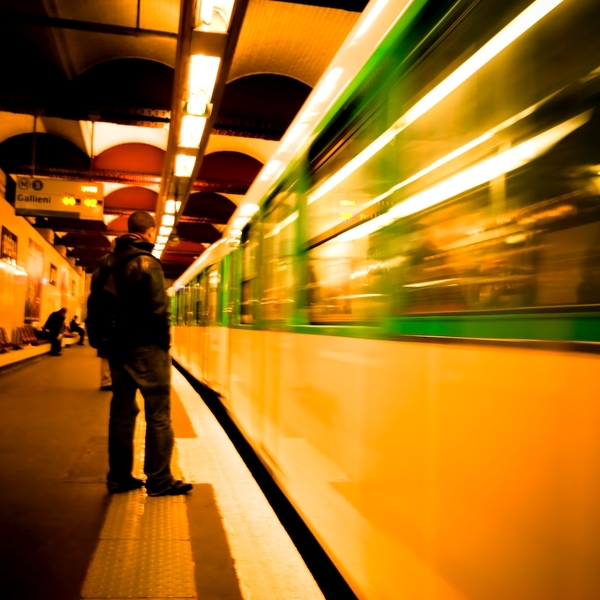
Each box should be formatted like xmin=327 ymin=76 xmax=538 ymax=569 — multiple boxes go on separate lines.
xmin=44 ymin=310 xmax=65 ymax=336
xmin=91 ymin=234 xmax=171 ymax=353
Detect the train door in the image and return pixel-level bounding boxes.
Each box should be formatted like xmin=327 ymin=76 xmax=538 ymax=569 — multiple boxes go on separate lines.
xmin=204 ymin=265 xmax=220 ymax=385
xmin=197 ymin=271 xmax=208 ymax=381
xmin=260 ymin=189 xmax=298 ymax=461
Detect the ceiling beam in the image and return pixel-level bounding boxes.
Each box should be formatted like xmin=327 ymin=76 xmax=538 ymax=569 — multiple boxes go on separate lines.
xmin=269 ymin=0 xmax=368 ymax=10
xmin=0 ymin=102 xmax=170 ymax=128
xmin=8 ymin=166 xmax=251 ymax=193
xmin=0 ymin=11 xmax=178 ymax=39
xmin=35 ymin=217 xmax=106 ymax=233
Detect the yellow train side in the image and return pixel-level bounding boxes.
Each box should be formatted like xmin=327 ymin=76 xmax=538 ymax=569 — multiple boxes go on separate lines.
xmin=172 ymin=325 xmax=600 ymax=599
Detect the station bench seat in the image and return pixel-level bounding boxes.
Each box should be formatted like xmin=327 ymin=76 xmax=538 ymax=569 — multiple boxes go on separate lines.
xmin=0 ymin=328 xmax=24 ymax=351
xmin=17 ymin=326 xmax=49 ymax=346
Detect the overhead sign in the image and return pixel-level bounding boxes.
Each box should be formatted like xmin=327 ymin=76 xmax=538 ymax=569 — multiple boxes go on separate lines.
xmin=14 ymin=177 xmax=105 ymax=221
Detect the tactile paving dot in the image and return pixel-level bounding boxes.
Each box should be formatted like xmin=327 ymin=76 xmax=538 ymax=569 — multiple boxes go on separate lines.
xmin=139 ymin=496 xmax=189 ymax=540
xmin=81 ymin=539 xmax=195 ymax=598
xmin=100 ymin=489 xmax=146 ymax=540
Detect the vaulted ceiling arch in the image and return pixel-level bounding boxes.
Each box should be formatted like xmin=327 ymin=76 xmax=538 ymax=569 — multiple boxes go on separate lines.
xmin=93 ymin=143 xmax=165 ymax=175
xmin=216 ymin=74 xmax=311 ymax=141
xmin=0 ymin=132 xmax=90 ymax=174
xmin=72 ymin=58 xmax=174 ymax=121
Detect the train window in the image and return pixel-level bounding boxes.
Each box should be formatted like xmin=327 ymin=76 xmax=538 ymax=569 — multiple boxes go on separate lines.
xmin=182 ymin=286 xmax=191 ymax=325
xmin=262 ymin=191 xmax=297 ymax=321
xmin=176 ymin=289 xmax=184 ymax=325
xmin=306 ymin=0 xmax=600 ymax=317
xmin=240 ymin=224 xmax=259 ymax=324
xmin=194 ymin=274 xmax=205 ymax=325
xmin=207 ymin=266 xmax=219 ymax=323
xmin=170 ymin=294 xmax=178 ymax=326
xmin=308 ymin=234 xmax=387 ymax=323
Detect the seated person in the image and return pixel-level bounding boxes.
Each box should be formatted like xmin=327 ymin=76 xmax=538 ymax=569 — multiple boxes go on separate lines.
xmin=43 ymin=308 xmax=67 ymax=356
xmin=69 ymin=315 xmax=85 ymax=345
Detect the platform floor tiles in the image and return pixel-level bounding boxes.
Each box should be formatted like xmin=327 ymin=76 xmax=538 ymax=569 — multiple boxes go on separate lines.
xmin=0 ymin=345 xmax=325 ymax=600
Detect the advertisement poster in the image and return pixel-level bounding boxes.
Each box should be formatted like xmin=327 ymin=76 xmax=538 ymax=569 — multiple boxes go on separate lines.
xmin=1 ymin=227 xmax=18 ymax=263
xmin=60 ymin=268 xmax=68 ymax=307
xmin=25 ymin=239 xmax=43 ymax=323
xmin=0 ymin=227 xmax=19 ymax=308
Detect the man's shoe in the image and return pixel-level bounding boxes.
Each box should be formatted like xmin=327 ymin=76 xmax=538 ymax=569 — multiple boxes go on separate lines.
xmin=99 ymin=385 xmax=113 ymax=391
xmin=147 ymin=480 xmax=193 ymax=497
xmin=107 ymin=477 xmax=145 ymax=494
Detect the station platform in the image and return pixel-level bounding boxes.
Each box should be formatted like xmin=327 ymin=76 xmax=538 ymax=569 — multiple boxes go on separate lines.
xmin=0 ymin=344 xmax=325 ymax=600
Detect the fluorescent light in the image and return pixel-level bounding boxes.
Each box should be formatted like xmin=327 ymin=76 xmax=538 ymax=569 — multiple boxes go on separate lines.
xmin=200 ymin=0 xmax=213 ymax=24
xmin=335 ymin=112 xmax=589 ymax=243
xmin=165 ymin=200 xmax=182 ymax=214
xmin=154 ymin=244 xmax=165 ymax=251
xmin=308 ymin=0 xmax=564 ymax=206
xmin=188 ymin=55 xmax=221 ymax=104
xmin=232 ymin=217 xmax=249 ymax=230
xmin=238 ymin=203 xmax=259 ymax=218
xmin=186 ymin=101 xmax=208 ymax=116
xmin=157 ymin=235 xmax=169 ymax=244
xmin=309 ymin=68 xmax=344 ymax=110
xmin=352 ymin=0 xmax=392 ymax=42
xmin=162 ymin=214 xmax=175 ymax=226
xmin=159 ymin=226 xmax=172 ymax=236
xmin=179 ymin=115 xmax=207 ymax=148
xmin=175 ymin=154 xmax=196 ymax=177
xmin=258 ymin=159 xmax=283 ymax=182
xmin=196 ymin=0 xmax=234 ymax=32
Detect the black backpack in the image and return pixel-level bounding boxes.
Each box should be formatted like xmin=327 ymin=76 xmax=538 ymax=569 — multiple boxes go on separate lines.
xmin=86 ymin=251 xmax=152 ymax=352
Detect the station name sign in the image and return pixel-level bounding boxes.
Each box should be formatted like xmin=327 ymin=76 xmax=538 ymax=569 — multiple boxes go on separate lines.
xmin=14 ymin=176 xmax=105 ymax=221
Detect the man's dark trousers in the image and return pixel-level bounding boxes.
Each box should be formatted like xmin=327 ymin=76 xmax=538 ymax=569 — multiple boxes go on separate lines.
xmin=49 ymin=335 xmax=62 ymax=355
xmin=108 ymin=345 xmax=175 ymax=493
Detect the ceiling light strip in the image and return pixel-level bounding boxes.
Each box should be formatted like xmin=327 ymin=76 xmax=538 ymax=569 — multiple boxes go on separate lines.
xmin=308 ymin=0 xmax=564 ymax=206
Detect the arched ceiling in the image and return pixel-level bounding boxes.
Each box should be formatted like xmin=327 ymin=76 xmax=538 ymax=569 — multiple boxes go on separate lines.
xmin=0 ymin=0 xmax=366 ymax=280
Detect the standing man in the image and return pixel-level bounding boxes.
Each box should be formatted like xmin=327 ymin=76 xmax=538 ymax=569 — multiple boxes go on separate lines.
xmin=89 ymin=210 xmax=192 ymax=497
xmin=43 ymin=307 xmax=67 ymax=356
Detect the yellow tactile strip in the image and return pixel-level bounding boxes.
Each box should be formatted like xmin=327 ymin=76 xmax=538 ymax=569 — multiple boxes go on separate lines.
xmin=81 ymin=393 xmax=196 ymax=599
xmin=100 ymin=492 xmax=189 ymax=541
xmin=81 ymin=539 xmax=195 ymax=598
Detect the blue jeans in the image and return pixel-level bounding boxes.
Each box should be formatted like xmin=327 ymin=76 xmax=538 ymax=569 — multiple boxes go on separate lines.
xmin=108 ymin=345 xmax=175 ymax=493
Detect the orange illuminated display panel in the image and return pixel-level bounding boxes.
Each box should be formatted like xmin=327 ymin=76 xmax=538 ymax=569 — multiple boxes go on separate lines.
xmin=15 ymin=177 xmax=104 ymax=221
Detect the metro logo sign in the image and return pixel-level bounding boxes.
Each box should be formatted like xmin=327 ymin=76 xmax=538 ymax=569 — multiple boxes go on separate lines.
xmin=15 ymin=177 xmax=104 ymax=221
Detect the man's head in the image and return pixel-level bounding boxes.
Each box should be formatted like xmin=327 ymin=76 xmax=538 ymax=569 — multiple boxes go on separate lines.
xmin=128 ymin=210 xmax=156 ymax=242
xmin=60 ymin=308 xmax=67 ymax=316
xmin=73 ymin=316 xmax=78 ymax=321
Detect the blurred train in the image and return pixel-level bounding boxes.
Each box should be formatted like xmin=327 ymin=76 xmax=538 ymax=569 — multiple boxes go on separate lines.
xmin=170 ymin=0 xmax=600 ymax=598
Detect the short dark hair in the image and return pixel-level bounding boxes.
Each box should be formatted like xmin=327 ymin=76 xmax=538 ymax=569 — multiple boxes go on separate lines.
xmin=128 ymin=210 xmax=156 ymax=234
xmin=60 ymin=307 xmax=67 ymax=313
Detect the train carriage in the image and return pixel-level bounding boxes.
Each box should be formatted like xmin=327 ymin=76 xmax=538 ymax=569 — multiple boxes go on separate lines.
xmin=171 ymin=0 xmax=600 ymax=598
